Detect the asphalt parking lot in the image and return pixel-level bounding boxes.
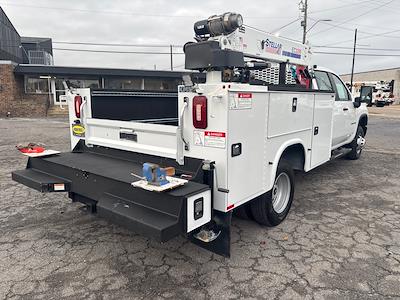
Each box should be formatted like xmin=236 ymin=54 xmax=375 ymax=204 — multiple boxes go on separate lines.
xmin=0 ymin=114 xmax=399 ymax=300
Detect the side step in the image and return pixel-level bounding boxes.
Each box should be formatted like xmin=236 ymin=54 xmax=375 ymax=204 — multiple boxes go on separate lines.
xmin=331 ymin=148 xmax=352 ymax=160
xmin=12 ymin=169 xmax=70 ymax=193
xmin=97 ymin=193 xmax=182 ymax=242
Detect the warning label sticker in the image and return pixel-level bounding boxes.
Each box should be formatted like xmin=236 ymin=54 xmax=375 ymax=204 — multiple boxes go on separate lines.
xmin=193 ymin=131 xmax=226 ymax=149
xmin=205 ymin=131 xmax=226 ymax=149
xmin=230 ymin=93 xmax=253 ymax=110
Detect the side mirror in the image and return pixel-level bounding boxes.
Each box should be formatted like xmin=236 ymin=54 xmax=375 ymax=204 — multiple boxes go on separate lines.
xmin=354 ymin=97 xmax=361 ymax=108
xmin=359 ymin=86 xmax=373 ymax=106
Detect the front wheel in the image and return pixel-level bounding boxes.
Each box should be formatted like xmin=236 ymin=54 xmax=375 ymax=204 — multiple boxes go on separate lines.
xmin=347 ymin=125 xmax=365 ymax=160
xmin=250 ymin=162 xmax=294 ymax=227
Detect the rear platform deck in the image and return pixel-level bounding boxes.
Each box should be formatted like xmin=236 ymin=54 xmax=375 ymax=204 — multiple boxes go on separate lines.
xmin=12 ymin=142 xmax=209 ymax=242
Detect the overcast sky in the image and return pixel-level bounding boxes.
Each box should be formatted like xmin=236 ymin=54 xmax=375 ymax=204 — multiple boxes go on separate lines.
xmin=2 ymin=0 xmax=400 ymax=74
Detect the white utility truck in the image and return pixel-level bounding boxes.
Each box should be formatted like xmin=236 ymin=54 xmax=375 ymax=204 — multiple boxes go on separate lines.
xmin=13 ymin=13 xmax=369 ymax=257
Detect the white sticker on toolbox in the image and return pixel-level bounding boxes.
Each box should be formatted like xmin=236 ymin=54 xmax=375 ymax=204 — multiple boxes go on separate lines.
xmin=193 ymin=130 xmax=205 ymax=146
xmin=230 ymin=93 xmax=252 ymax=110
xmin=204 ymin=131 xmax=226 ymax=149
xmin=54 ymin=183 xmax=65 ymax=191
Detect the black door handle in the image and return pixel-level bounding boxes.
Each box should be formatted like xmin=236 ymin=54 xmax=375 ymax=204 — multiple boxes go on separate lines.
xmin=292 ymin=98 xmax=297 ymax=112
xmin=343 ymin=107 xmax=349 ymax=111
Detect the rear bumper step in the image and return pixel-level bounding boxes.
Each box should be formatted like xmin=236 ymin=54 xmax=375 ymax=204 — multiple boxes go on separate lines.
xmin=12 ymin=169 xmax=70 ymax=193
xmin=97 ymin=193 xmax=182 ymax=242
xmin=11 ymin=142 xmax=209 ymax=242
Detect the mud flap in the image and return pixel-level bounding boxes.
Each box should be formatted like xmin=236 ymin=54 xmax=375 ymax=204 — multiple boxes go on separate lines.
xmin=189 ymin=210 xmax=232 ymax=258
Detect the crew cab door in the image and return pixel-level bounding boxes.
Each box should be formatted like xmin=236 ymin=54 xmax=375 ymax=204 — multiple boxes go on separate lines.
xmin=314 ymin=71 xmax=356 ymax=148
xmin=329 ymin=73 xmax=357 ymax=146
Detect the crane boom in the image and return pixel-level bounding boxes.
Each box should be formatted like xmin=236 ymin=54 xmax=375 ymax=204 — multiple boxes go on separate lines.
xmin=187 ymin=12 xmax=311 ymax=70
xmin=210 ymin=25 xmax=311 ymax=66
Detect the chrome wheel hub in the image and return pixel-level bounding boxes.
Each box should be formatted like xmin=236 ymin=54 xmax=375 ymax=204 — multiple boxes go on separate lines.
xmin=356 ymin=136 xmax=366 ymax=154
xmin=272 ymin=173 xmax=291 ymax=214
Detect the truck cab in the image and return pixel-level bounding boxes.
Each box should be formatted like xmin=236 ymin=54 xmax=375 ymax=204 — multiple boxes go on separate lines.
xmin=313 ymin=67 xmax=368 ymax=150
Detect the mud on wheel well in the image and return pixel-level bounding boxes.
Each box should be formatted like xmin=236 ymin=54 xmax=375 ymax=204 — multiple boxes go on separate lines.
xmin=280 ymin=144 xmax=306 ymax=171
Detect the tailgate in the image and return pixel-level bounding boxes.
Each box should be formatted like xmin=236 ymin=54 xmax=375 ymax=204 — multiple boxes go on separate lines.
xmin=83 ymin=90 xmax=183 ymax=162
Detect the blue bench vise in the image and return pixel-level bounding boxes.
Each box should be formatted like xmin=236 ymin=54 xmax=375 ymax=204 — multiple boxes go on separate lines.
xmin=142 ymin=163 xmax=175 ymax=186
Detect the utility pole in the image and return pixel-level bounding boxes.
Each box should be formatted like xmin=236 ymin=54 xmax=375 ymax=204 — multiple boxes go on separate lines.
xmin=350 ymin=28 xmax=358 ymax=93
xmin=170 ymin=45 xmax=173 ymax=71
xmin=300 ymin=0 xmax=308 ymax=44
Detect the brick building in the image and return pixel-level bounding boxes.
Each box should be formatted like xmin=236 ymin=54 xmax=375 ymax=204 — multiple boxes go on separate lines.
xmin=0 ymin=61 xmax=48 ymax=117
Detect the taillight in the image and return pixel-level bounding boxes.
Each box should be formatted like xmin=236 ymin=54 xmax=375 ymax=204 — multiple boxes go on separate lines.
xmin=192 ymin=96 xmax=207 ymax=129
xmin=74 ymin=95 xmax=82 ymax=118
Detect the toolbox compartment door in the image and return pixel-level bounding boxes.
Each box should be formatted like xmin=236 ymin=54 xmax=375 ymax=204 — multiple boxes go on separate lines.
xmin=310 ymin=94 xmax=335 ymax=168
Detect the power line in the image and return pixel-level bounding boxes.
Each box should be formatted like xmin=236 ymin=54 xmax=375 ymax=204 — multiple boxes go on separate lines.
xmin=309 ymin=0 xmax=379 ymax=14
xmin=0 ymin=3 xmax=294 ymax=20
xmin=308 ymin=0 xmax=400 ymax=32
xmin=53 ymin=41 xmax=184 ymax=48
xmin=314 ymin=45 xmax=400 ymax=51
xmin=271 ymin=18 xmax=300 ymax=34
xmin=334 ymin=0 xmax=400 ymax=12
xmin=53 ymin=46 xmax=400 ymax=57
xmin=243 ymin=24 xmax=302 ymax=43
xmin=314 ymin=51 xmax=400 ymax=57
xmin=0 ymin=3 xmax=200 ymax=18
xmin=307 ymin=16 xmax=400 ymax=47
xmin=308 ymin=15 xmax=400 ymax=38
xmin=332 ymin=20 xmax=400 ymax=32
xmin=309 ymin=17 xmax=400 ymax=39
xmin=32 ymin=39 xmax=400 ymax=52
xmin=53 ymin=48 xmax=185 ymax=55
xmin=310 ymin=0 xmax=396 ymax=37
xmin=321 ymin=28 xmax=400 ymax=47
xmin=6 ymin=35 xmax=400 ymax=53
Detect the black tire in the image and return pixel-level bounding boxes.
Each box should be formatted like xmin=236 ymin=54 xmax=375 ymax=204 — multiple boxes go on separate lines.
xmin=347 ymin=125 xmax=365 ymax=160
xmin=234 ymin=203 xmax=254 ymax=220
xmin=250 ymin=162 xmax=294 ymax=227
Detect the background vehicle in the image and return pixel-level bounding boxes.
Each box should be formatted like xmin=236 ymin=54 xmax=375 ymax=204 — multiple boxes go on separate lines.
xmin=350 ymin=80 xmax=395 ymax=107
xmin=12 ymin=12 xmax=368 ymax=257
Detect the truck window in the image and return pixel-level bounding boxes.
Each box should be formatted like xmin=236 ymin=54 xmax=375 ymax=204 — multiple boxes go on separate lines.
xmin=331 ymin=74 xmax=350 ymax=101
xmin=314 ymin=71 xmax=333 ymax=91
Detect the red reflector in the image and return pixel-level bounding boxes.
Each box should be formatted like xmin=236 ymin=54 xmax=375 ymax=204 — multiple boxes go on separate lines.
xmin=227 ymin=204 xmax=235 ymax=211
xmin=74 ymin=96 xmax=82 ymax=118
xmin=192 ymin=96 xmax=207 ymax=129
